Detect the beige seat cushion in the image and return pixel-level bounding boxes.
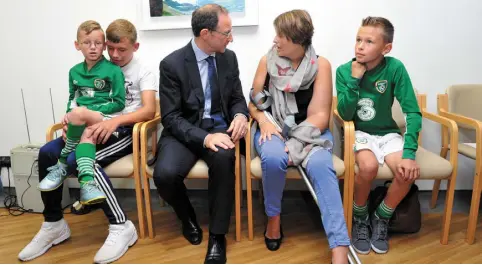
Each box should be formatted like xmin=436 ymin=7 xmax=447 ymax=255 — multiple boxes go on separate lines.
xmin=250 ymin=154 xmax=345 ymax=179
xmin=354 ymin=147 xmax=453 ymax=180
xmin=104 ymin=154 xmax=134 ymax=178
xmin=146 ymin=159 xmax=209 ymax=179
xmin=456 ymin=143 xmax=476 ymax=160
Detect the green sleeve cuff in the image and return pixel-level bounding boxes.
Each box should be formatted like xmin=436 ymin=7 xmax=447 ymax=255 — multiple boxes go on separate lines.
xmin=347 ymin=76 xmax=361 ymax=86
xmin=402 ymin=149 xmax=416 ymax=160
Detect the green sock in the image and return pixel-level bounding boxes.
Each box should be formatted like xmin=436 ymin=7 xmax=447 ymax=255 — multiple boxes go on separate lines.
xmin=75 ymin=143 xmax=96 ymax=183
xmin=59 ymin=123 xmax=86 ymax=164
xmin=375 ymin=200 xmax=395 ymax=219
xmin=353 ymin=202 xmax=369 ymax=219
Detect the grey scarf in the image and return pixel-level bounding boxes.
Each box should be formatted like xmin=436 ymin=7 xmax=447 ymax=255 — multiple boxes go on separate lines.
xmin=266 ymin=45 xmax=318 ymax=128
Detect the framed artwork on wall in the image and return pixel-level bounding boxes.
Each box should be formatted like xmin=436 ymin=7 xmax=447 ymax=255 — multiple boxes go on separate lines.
xmin=138 ymin=0 xmax=259 ymax=30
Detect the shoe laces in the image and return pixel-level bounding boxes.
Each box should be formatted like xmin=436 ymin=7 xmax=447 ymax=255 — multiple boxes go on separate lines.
xmin=104 ymin=224 xmax=125 ymax=246
xmin=373 ymin=217 xmax=389 ymax=241
xmin=353 ymin=217 xmax=369 ymax=240
xmin=80 ymin=180 xmax=100 ymax=193
xmin=46 ymin=164 xmax=67 ymax=181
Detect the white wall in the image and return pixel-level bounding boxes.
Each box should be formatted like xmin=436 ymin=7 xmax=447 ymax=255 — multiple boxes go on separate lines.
xmin=1 ymin=0 xmax=482 ymax=190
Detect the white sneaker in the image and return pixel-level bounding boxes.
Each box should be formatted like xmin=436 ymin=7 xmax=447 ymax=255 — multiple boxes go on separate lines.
xmin=18 ymin=219 xmax=71 ymax=261
xmin=93 ymin=220 xmax=138 ymax=264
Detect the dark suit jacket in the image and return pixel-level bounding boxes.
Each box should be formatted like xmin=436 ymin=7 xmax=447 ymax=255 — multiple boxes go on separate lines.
xmin=158 ymin=41 xmax=249 ymax=149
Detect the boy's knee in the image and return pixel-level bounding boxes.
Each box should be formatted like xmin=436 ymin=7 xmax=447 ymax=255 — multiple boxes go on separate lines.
xmin=393 ymin=175 xmax=416 ymax=186
xmin=357 ymin=159 xmax=379 ymax=182
xmin=69 ymin=107 xmax=88 ymax=123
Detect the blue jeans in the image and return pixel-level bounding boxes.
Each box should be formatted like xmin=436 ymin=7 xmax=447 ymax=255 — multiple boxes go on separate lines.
xmin=254 ymin=129 xmax=350 ymax=249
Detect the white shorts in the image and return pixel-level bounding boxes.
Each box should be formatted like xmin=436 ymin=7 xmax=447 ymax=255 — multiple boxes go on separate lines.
xmin=354 ymin=130 xmax=403 ymax=165
xmin=101 ymin=113 xmax=113 ymax=121
xmin=94 ymin=111 xmax=114 ymax=121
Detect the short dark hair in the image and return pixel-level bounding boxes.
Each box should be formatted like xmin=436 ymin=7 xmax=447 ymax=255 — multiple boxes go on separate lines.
xmin=191 ymin=4 xmax=229 ymax=37
xmin=273 ymin=9 xmax=314 ymax=49
xmin=361 ymin=16 xmax=395 ymax=43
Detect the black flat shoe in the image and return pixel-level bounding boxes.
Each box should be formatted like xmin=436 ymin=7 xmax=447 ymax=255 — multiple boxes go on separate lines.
xmin=204 ymin=234 xmax=227 ymax=264
xmin=264 ymin=225 xmax=284 ymax=251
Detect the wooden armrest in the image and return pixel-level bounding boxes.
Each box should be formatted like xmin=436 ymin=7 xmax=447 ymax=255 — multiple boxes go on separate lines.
xmin=334 ymin=110 xmax=355 ymax=167
xmin=333 ymin=110 xmax=351 ymax=130
xmin=132 ymin=121 xmax=145 ymax=167
xmin=140 ymin=116 xmax=162 ymax=167
xmin=245 ymin=118 xmax=254 ymax=163
xmin=439 ymin=111 xmax=482 ymax=134
xmin=438 ymin=102 xmax=482 ymax=163
xmin=141 ymin=116 xmax=161 ymax=133
xmin=46 ymin=123 xmax=63 ymax=142
xmin=422 ymin=110 xmax=458 ymax=133
xmin=421 ymin=109 xmax=459 ymax=165
xmin=132 ymin=121 xmax=145 ymax=136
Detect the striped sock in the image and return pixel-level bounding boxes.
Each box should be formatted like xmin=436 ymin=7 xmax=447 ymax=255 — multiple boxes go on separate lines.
xmin=375 ymin=200 xmax=395 ymax=219
xmin=76 ymin=143 xmax=96 ymax=183
xmin=59 ymin=123 xmax=86 ymax=164
xmin=353 ymin=202 xmax=369 ymax=219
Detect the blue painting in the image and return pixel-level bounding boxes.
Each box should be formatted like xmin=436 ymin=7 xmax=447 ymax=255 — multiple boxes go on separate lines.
xmin=150 ymin=0 xmax=245 ymax=17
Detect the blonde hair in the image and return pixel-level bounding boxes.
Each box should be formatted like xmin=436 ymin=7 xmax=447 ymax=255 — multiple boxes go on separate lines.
xmin=106 ymin=19 xmax=137 ymax=44
xmin=273 ymin=10 xmax=314 ymax=49
xmin=77 ymin=20 xmax=103 ymax=40
xmin=361 ymin=16 xmax=395 ymax=43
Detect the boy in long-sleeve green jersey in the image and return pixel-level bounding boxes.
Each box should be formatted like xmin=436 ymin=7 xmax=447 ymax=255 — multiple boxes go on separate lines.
xmin=336 ymin=17 xmax=422 ymax=255
xmin=38 ymin=20 xmax=125 ymax=205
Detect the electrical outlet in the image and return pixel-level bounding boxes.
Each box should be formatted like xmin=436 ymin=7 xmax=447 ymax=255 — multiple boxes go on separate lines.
xmin=0 ymin=156 xmax=11 ymax=168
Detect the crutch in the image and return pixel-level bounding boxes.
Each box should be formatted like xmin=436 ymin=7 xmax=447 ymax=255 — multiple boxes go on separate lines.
xmin=297 ymin=165 xmax=362 ymax=264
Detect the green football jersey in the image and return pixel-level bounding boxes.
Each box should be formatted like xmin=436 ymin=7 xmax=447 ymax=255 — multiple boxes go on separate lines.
xmin=67 ymin=56 xmax=125 ymax=115
xmin=336 ymin=57 xmax=422 ymax=160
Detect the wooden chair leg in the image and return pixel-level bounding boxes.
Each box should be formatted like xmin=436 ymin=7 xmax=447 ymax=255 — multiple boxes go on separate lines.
xmin=247 ymin=176 xmax=254 ymax=241
xmin=142 ymin=172 xmax=155 ymax=239
xmin=342 ymin=178 xmax=349 ymax=231
xmin=431 ymin=180 xmax=442 ymax=209
xmin=441 ymin=176 xmax=457 ymax=245
xmin=466 ymin=168 xmax=482 ymax=244
xmin=347 ymin=173 xmax=354 ymax=237
xmin=431 ymin=148 xmax=449 ymax=209
xmin=240 ymin=156 xmax=245 ymax=208
xmin=134 ymin=171 xmax=146 ymax=239
xmin=235 ymin=145 xmax=241 ymax=242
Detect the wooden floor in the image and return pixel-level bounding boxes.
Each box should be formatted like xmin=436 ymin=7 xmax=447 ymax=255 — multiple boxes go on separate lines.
xmin=2 ymin=207 xmax=482 ymax=264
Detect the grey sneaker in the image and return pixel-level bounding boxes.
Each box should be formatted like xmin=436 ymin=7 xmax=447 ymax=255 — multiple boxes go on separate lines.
xmin=38 ymin=163 xmax=69 ymax=191
xmin=80 ymin=180 xmax=106 ymax=205
xmin=370 ymin=212 xmax=389 ymax=254
xmin=352 ymin=216 xmax=371 ymax=254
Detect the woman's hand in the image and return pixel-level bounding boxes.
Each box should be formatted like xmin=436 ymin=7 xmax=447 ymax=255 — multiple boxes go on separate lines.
xmin=258 ymin=120 xmax=283 ymax=144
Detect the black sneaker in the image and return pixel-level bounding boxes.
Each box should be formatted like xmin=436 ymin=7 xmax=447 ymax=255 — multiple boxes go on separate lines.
xmin=370 ymin=212 xmax=389 ymax=254
xmin=352 ymin=215 xmax=371 ymax=254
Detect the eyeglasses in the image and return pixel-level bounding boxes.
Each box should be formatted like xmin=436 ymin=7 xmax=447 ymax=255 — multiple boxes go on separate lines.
xmin=212 ymin=30 xmax=233 ymax=38
xmin=80 ymin=40 xmax=104 ymax=48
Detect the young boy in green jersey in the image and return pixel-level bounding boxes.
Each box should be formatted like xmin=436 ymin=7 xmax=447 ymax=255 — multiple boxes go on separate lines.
xmin=38 ymin=20 xmax=125 ymax=205
xmin=336 ymin=17 xmax=422 ymax=255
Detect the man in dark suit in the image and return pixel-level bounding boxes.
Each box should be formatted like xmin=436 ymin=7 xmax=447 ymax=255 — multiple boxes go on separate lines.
xmin=153 ymin=4 xmax=249 ymax=264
